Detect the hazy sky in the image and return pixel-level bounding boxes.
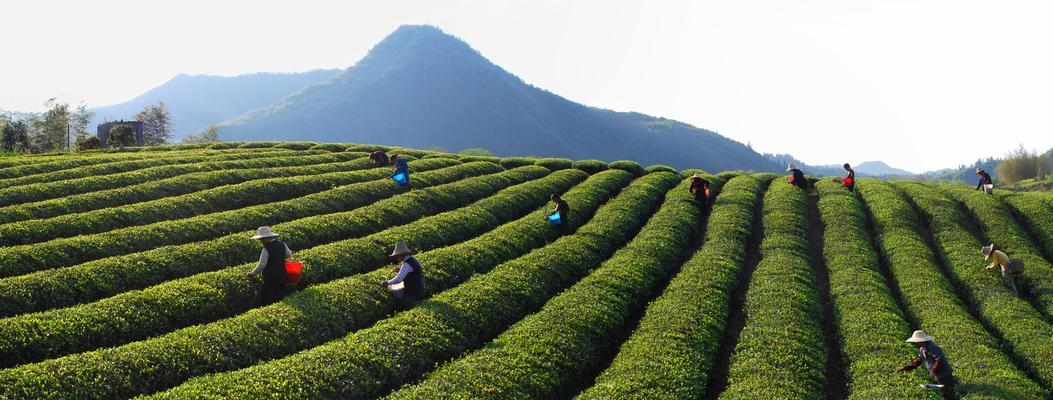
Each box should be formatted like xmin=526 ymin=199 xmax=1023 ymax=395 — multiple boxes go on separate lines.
xmin=2 ymin=0 xmax=1050 ymax=172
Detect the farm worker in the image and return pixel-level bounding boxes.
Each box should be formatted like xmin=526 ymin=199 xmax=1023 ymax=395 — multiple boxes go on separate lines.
xmin=841 ymin=163 xmax=856 ymax=192
xmin=390 ymin=154 xmax=411 ymax=187
xmin=549 ymin=193 xmax=570 ymax=233
xmin=689 ymin=174 xmax=710 ymax=203
xmin=982 ymin=244 xmax=1023 ymax=296
xmin=379 ymin=240 xmax=425 ymax=305
xmin=246 ymin=226 xmax=293 ymax=304
xmin=786 ymin=163 xmax=809 ymax=191
xmin=391 ymin=154 xmax=409 ymax=175
xmin=896 ymin=330 xmax=956 ymax=390
xmin=975 ymin=167 xmax=994 ymax=194
xmin=369 ymin=150 xmax=389 ymax=165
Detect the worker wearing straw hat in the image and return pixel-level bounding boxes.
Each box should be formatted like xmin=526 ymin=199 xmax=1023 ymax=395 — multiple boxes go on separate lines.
xmin=786 ymin=163 xmax=809 ymax=191
xmin=380 ymin=240 xmax=425 ymax=305
xmin=689 ymin=174 xmax=710 ymax=204
xmin=548 ymin=193 xmax=570 ymax=234
xmin=896 ymin=330 xmax=956 ymax=391
xmin=983 ymin=244 xmax=1023 ymax=296
xmin=246 ymin=226 xmax=293 ymax=304
xmin=370 ymin=150 xmax=389 ymax=166
xmin=975 ymin=167 xmax=994 ymax=194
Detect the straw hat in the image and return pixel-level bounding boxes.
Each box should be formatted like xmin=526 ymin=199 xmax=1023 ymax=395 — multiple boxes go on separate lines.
xmin=982 ymin=244 xmax=995 ymax=260
xmin=251 ymin=226 xmax=279 ymax=240
xmin=786 ymin=163 xmax=796 ymax=172
xmin=389 ymin=240 xmax=413 ymax=257
xmin=691 ymin=173 xmax=700 ymax=179
xmin=905 ymin=330 xmax=934 ymax=343
xmin=976 ymin=167 xmax=983 ymax=173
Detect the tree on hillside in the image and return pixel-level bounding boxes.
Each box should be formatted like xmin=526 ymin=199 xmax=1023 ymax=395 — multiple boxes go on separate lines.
xmin=76 ymin=135 xmax=100 ymax=151
xmin=181 ymin=124 xmax=220 ymax=144
xmin=108 ymin=125 xmax=137 ymax=148
xmin=136 ymin=102 xmax=173 ymax=145
xmin=1 ymin=120 xmax=31 ymax=152
xmin=69 ymin=104 xmax=95 ymax=150
xmin=28 ymin=99 xmax=71 ymax=153
xmin=996 ymin=145 xmax=1050 ymax=184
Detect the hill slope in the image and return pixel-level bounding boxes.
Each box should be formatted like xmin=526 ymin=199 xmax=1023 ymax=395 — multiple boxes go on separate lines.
xmin=220 ymin=25 xmax=778 ymax=172
xmin=91 ymin=70 xmax=340 ymax=139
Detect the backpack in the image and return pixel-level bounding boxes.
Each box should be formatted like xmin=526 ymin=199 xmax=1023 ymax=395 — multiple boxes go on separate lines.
xmin=1008 ymin=259 xmax=1025 ymax=274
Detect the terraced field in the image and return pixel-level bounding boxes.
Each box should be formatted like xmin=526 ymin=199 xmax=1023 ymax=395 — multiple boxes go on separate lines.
xmin=1 ymin=142 xmax=1052 ymax=399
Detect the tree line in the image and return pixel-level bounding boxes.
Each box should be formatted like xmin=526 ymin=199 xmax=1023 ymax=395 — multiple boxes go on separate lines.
xmin=1 ymin=100 xmax=219 ymax=153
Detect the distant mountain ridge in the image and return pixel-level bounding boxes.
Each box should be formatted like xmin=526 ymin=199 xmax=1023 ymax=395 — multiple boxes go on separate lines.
xmin=91 ymin=70 xmax=340 ymax=139
xmin=219 ymin=25 xmax=779 ymax=172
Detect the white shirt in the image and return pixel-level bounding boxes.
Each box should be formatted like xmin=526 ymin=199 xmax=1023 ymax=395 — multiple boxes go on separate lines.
xmin=387 ymin=261 xmax=414 ymax=285
xmin=248 ymin=243 xmax=292 ymax=276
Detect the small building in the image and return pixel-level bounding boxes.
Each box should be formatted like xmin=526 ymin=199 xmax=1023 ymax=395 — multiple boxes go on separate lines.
xmin=97 ymin=120 xmax=144 ymax=148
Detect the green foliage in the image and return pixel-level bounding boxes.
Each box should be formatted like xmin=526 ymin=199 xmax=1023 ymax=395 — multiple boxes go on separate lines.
xmin=273 ymin=141 xmax=316 ymax=150
xmin=644 ymin=164 xmax=677 ymax=174
xmin=136 ymin=101 xmax=173 ymax=145
xmin=997 ymin=145 xmax=1051 ymax=184
xmin=0 ymin=170 xmax=629 ymax=400
xmin=108 ymin=124 xmax=137 ymax=147
xmin=181 ymin=124 xmax=220 ymax=144
xmin=998 ymin=192 xmax=1053 ymax=267
xmin=392 ymin=173 xmax=705 ymax=399
xmin=0 ymin=158 xmax=465 ymax=278
xmin=580 ymin=173 xmax=769 ymax=399
xmin=720 ymin=179 xmax=826 ymax=399
xmin=572 ymin=159 xmax=608 ymax=174
xmin=0 ymin=153 xmax=360 ymax=225
xmin=861 ymin=180 xmax=1046 ymax=398
xmin=0 ymin=153 xmax=366 ymax=245
xmin=75 ymin=135 xmax=100 ymax=151
xmin=307 ymin=143 xmax=346 ymax=152
xmin=499 ymin=156 xmax=537 ymax=169
xmin=458 ymin=155 xmax=501 ymax=164
xmin=145 ymin=171 xmax=662 ymax=400
xmin=0 ymin=149 xmax=299 ymax=205
xmin=534 ymin=157 xmax=574 ymax=171
xmin=458 ymin=148 xmax=492 ymax=156
xmin=938 ymin=183 xmax=1053 ymax=317
xmin=812 ymin=180 xmax=931 ymax=399
xmin=0 ymin=166 xmax=574 ymax=368
xmin=1 ymin=120 xmax=30 ymax=152
xmin=609 ymin=160 xmax=644 ymax=177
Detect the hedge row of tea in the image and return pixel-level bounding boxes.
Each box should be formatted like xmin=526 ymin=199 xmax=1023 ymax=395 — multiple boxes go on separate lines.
xmin=0 ymin=142 xmax=1051 ymax=399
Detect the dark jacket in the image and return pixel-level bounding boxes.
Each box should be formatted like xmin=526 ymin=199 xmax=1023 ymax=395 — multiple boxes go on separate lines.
xmin=554 ymin=199 xmax=570 ymax=221
xmin=402 ymin=256 xmax=425 ymax=298
xmin=690 ymin=178 xmax=710 ymax=199
xmin=262 ymin=239 xmax=288 ymax=285
xmin=976 ymin=171 xmax=993 ymax=189
xmin=394 ymin=158 xmax=409 ymax=173
xmin=790 ymin=169 xmax=808 ymax=189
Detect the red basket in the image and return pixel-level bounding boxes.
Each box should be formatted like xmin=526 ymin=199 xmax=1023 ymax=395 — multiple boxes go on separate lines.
xmin=285 ymin=260 xmax=303 ymax=283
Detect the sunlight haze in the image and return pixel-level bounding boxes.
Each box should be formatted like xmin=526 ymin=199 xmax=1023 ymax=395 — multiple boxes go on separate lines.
xmin=1 ymin=0 xmax=1050 ymax=172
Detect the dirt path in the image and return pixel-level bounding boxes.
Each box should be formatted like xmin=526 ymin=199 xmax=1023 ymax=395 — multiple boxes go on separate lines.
xmin=806 ymin=193 xmax=848 ymax=400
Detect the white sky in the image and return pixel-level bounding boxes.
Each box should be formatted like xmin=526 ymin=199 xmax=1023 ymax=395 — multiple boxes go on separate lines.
xmin=1 ymin=0 xmax=1050 ymax=172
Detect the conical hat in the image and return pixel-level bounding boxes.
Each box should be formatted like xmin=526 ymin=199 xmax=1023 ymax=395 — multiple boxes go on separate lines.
xmin=905 ymin=329 xmax=934 ymax=343
xmin=786 ymin=163 xmax=796 ymax=172
xmin=251 ymin=226 xmax=279 ymax=240
xmin=691 ymin=174 xmax=700 ymax=179
xmin=389 ymin=240 xmax=413 ymax=257
xmin=982 ymin=244 xmax=995 ymax=260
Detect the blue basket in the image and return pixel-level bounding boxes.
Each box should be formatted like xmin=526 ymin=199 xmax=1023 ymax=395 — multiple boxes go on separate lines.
xmin=547 ymin=213 xmax=562 ymax=226
xmin=392 ymin=172 xmax=409 ymax=186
